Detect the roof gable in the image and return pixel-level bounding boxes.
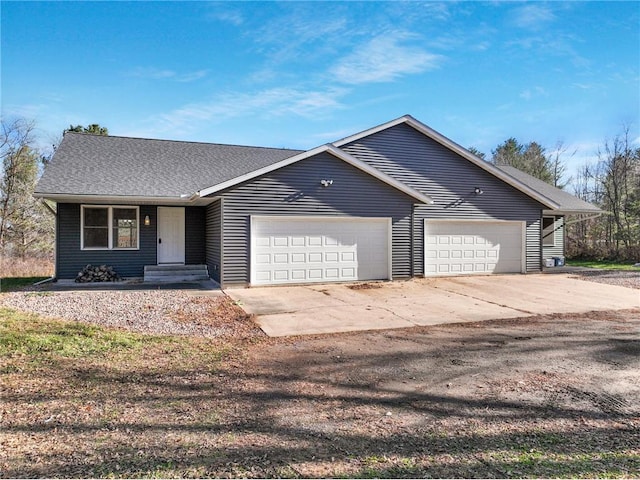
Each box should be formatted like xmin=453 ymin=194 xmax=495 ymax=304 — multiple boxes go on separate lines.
xmin=333 ymin=115 xmax=563 ymax=209
xmin=199 ymin=144 xmax=433 ymax=204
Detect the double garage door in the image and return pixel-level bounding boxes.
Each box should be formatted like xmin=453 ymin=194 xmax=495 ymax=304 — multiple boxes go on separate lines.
xmin=251 ymin=216 xmax=391 ymax=286
xmin=250 ymin=217 xmax=525 ymax=285
xmin=424 ymin=220 xmax=525 ymax=276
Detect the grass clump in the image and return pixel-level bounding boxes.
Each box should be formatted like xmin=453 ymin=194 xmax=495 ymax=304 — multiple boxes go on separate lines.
xmin=0 ymin=276 xmax=50 ymax=292
xmin=567 ymin=260 xmax=639 ymax=271
xmin=0 ymin=307 xmax=149 ymax=358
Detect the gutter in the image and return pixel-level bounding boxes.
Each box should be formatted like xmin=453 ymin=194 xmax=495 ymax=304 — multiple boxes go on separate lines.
xmin=181 ymin=192 xmax=200 ymax=202
xmin=41 ymin=199 xmax=57 ymax=216
xmin=564 ymin=212 xmax=605 ymax=226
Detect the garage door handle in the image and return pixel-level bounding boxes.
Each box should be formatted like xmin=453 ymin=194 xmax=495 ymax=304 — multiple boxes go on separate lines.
xmin=158 ymin=238 xmax=162 ymax=244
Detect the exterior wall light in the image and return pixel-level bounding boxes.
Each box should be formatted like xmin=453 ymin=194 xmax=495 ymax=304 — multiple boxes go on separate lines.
xmin=474 ymin=187 xmax=484 ymax=195
xmin=320 ymin=179 xmax=334 ymax=187
xmin=144 ymin=215 xmax=151 ymax=226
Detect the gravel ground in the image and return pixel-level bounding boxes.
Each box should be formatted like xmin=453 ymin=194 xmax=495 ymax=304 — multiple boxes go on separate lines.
xmin=0 ymin=289 xmax=254 ymax=338
xmin=1 ymin=271 xmax=637 ymax=339
xmin=572 ymin=269 xmax=640 ymax=289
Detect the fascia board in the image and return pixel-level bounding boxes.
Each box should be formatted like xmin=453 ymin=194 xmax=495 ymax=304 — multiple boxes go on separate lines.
xmin=32 ymin=193 xmax=216 ymax=206
xmin=332 ymin=116 xmax=410 ymax=148
xmin=543 ymin=208 xmax=604 ymax=215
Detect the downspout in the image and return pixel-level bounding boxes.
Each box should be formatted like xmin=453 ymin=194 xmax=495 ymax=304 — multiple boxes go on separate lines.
xmin=410 ymin=204 xmax=415 ymax=278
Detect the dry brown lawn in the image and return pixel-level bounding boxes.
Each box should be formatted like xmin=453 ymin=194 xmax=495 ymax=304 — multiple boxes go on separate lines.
xmin=1 ymin=300 xmax=639 ymax=478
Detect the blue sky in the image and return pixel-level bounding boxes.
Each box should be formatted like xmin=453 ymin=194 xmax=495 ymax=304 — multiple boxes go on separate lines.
xmin=2 ymin=1 xmax=639 ymax=176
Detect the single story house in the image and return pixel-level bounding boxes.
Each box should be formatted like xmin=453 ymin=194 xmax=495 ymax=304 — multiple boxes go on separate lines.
xmin=35 ymin=115 xmax=601 ymax=287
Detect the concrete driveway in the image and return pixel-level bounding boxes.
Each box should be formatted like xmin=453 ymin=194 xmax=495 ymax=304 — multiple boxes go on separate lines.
xmin=226 ymin=274 xmax=639 ymax=337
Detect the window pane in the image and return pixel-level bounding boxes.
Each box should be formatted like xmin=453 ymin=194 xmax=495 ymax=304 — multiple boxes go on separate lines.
xmin=84 ymin=207 xmax=108 ymax=227
xmin=113 ymin=208 xmax=138 ymax=248
xmin=84 ymin=227 xmax=109 ymax=248
xmin=113 ymin=208 xmax=136 ymax=221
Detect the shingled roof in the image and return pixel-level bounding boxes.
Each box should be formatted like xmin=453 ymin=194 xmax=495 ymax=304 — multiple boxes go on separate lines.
xmin=35 ymin=132 xmax=302 ymax=198
xmin=496 ymin=165 xmax=602 ymax=214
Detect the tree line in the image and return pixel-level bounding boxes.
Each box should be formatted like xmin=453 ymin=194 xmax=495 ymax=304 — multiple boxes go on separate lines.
xmin=475 ymin=132 xmax=640 ymax=261
xmin=0 ymin=115 xmax=638 ymax=270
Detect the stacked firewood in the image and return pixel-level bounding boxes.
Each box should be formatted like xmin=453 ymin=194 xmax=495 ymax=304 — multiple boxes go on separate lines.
xmin=75 ymin=264 xmax=121 ymax=283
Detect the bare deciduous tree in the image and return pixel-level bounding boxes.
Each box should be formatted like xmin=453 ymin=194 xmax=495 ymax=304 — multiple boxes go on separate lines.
xmin=0 ymin=117 xmax=54 ymax=259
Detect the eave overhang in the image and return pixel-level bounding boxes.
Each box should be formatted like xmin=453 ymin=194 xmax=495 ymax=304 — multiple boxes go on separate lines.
xmin=33 ymin=192 xmax=217 ymax=206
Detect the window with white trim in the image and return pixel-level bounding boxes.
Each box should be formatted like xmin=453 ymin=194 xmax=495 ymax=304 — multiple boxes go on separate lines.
xmin=542 ymin=216 xmax=556 ymax=247
xmin=81 ymin=206 xmax=139 ymax=250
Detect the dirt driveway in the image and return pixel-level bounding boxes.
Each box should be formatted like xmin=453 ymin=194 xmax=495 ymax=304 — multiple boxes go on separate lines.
xmin=227 ymin=274 xmax=640 ymax=336
xmin=230 ymin=309 xmax=640 ymax=477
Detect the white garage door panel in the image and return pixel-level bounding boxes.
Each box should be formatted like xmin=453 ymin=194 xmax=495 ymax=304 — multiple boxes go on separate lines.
xmin=252 ymin=217 xmax=390 ymax=285
xmin=424 ymin=221 xmax=524 ymax=276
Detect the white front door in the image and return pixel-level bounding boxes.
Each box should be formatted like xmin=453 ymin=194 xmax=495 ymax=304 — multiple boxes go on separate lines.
xmin=157 ymin=207 xmax=185 ymax=264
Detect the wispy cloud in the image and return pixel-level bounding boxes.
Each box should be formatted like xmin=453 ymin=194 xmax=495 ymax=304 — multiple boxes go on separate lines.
xmin=512 ymin=4 xmax=556 ymax=30
xmin=311 ymin=128 xmax=360 ymax=144
xmin=252 ymin=9 xmax=349 ymax=65
xmin=127 ymin=67 xmax=209 ymax=83
xmin=149 ymin=86 xmax=349 ymax=135
xmin=506 ymin=33 xmax=590 ymax=69
xmin=520 ymin=86 xmax=548 ymax=101
xmin=207 ymin=6 xmax=244 ymax=26
xmin=331 ymin=32 xmax=443 ymax=84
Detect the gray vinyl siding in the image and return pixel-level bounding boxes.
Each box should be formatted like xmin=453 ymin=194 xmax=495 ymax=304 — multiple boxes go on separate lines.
xmin=56 ymin=204 xmax=206 ymax=279
xmin=542 ymin=215 xmax=565 ymax=259
xmin=185 ymin=207 xmax=206 ymax=265
xmin=342 ymin=124 xmax=546 ymax=274
xmin=205 ymin=199 xmax=222 ymax=282
xmin=56 ymin=203 xmax=157 ymax=279
xmin=214 ymin=152 xmax=415 ymax=285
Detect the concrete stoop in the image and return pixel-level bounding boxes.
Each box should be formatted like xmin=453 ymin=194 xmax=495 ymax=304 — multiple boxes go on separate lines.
xmin=144 ymin=264 xmax=210 ymax=283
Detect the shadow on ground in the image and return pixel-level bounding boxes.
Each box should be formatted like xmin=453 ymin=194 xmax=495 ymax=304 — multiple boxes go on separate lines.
xmin=2 ymin=309 xmax=639 ymax=478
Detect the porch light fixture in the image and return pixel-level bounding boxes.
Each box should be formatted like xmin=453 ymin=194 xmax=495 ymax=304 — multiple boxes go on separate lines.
xmin=144 ymin=215 xmax=151 ymax=226
xmin=320 ymin=179 xmax=334 ymax=187
xmin=474 ymin=187 xmax=484 ymax=195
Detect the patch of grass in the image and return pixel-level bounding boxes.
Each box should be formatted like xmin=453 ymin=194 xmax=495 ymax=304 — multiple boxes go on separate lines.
xmin=0 ymin=276 xmax=49 ymax=292
xmin=567 ymin=260 xmax=640 ymax=271
xmin=0 ymin=307 xmax=150 ymax=358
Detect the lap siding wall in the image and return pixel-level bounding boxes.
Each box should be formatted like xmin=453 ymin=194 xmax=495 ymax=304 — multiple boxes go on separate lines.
xmin=205 ymin=199 xmax=222 ymax=282
xmin=214 ymin=152 xmax=415 ymax=285
xmin=56 ymin=204 xmax=206 ymax=279
xmin=341 ymin=123 xmax=546 ymax=274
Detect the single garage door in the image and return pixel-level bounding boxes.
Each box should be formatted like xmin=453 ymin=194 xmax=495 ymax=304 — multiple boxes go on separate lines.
xmin=424 ymin=220 xmax=525 ymax=276
xmin=251 ymin=216 xmax=391 ymax=285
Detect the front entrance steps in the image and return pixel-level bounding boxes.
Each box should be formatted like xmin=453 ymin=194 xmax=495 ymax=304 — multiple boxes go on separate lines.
xmin=144 ymin=264 xmax=209 ymax=283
